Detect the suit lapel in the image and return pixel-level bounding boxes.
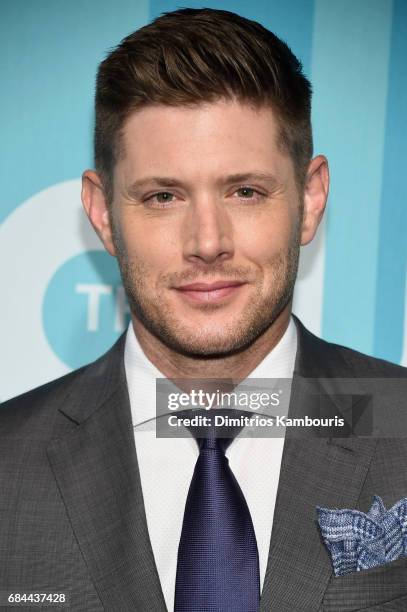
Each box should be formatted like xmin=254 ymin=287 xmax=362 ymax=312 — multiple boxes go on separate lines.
xmin=46 ymin=335 xmax=167 ymax=611
xmin=259 ymin=317 xmax=378 ymax=611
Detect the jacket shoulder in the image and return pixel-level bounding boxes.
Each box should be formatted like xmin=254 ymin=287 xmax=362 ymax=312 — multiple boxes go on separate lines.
xmin=293 ymin=315 xmax=407 ymax=378
xmin=322 ymin=335 xmax=406 ymax=376
xmin=0 ymin=365 xmax=89 ymax=433
xmin=0 ymin=333 xmax=127 ymax=429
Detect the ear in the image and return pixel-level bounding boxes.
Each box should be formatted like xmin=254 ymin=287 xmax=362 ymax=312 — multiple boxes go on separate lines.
xmin=81 ymin=170 xmax=116 ymax=256
xmin=300 ymin=155 xmax=329 ymax=246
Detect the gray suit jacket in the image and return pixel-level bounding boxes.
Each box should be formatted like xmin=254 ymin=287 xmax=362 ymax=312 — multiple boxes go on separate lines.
xmin=1 ymin=316 xmax=407 ymax=611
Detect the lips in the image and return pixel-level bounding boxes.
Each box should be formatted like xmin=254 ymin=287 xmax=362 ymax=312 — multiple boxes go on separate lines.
xmin=175 ymin=280 xmax=246 ymax=303
xmin=177 ymin=280 xmax=244 ymax=291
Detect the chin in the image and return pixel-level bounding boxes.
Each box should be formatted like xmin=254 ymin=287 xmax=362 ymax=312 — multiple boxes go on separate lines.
xmin=157 ymin=322 xmax=265 ymax=358
xmin=180 ymin=339 xmax=243 ymax=357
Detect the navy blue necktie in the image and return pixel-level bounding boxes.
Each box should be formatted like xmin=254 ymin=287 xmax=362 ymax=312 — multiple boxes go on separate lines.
xmin=174 ymin=409 xmax=260 ymax=612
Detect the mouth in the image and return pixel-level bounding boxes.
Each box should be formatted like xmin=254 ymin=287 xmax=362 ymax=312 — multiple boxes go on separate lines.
xmin=174 ymin=280 xmax=246 ymax=304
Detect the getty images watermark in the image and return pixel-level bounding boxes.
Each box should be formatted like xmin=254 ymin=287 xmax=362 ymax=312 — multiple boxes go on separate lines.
xmin=146 ymin=377 xmax=407 ymax=439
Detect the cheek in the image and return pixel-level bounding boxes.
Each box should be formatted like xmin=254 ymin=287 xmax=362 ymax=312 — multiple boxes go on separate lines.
xmin=235 ymin=212 xmax=295 ymax=263
xmin=120 ymin=219 xmax=179 ymax=272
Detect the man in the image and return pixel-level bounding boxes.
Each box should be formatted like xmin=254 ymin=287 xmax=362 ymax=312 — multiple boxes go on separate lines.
xmin=1 ymin=7 xmax=407 ymax=612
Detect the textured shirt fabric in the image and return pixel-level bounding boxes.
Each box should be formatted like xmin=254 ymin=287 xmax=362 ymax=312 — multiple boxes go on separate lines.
xmin=124 ymin=316 xmax=297 ymax=612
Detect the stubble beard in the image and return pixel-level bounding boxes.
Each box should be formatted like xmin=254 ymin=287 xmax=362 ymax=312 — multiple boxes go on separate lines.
xmin=112 ymin=224 xmax=301 ymax=359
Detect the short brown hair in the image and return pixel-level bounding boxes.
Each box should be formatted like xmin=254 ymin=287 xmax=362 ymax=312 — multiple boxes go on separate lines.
xmin=95 ymin=7 xmax=313 ymax=202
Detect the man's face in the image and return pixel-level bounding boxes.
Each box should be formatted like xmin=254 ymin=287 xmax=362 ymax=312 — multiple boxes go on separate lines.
xmin=107 ymin=99 xmax=305 ymax=357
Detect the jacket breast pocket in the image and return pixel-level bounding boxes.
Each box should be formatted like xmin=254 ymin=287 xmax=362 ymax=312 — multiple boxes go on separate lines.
xmin=321 ymin=556 xmax=407 ymax=611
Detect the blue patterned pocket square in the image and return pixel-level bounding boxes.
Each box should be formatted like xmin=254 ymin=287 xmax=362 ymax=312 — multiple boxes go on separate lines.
xmin=316 ymin=496 xmax=407 ymax=576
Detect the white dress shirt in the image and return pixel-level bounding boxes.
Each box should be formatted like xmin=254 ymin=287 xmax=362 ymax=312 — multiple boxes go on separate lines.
xmin=124 ymin=316 xmax=297 ymax=611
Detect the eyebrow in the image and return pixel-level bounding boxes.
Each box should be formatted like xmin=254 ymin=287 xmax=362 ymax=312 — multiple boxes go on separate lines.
xmin=126 ymin=172 xmax=281 ymax=196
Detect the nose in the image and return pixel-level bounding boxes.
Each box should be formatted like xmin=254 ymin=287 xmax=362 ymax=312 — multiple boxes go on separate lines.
xmin=182 ymin=195 xmax=234 ymax=264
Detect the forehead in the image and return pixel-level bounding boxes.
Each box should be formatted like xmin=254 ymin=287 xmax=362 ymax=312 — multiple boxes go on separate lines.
xmin=117 ymin=99 xmax=290 ymax=182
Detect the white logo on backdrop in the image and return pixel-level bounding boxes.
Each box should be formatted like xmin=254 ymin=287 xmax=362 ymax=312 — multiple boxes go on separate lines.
xmin=0 ymin=180 xmax=103 ymax=400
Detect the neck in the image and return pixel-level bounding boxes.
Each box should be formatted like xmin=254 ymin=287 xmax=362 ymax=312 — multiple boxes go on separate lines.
xmin=131 ymin=303 xmax=292 ymax=380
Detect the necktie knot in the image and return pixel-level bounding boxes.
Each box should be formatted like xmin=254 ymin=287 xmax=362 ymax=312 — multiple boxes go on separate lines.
xmin=187 ymin=407 xmax=246 ymax=453
xmin=198 ymin=435 xmax=225 ymax=452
